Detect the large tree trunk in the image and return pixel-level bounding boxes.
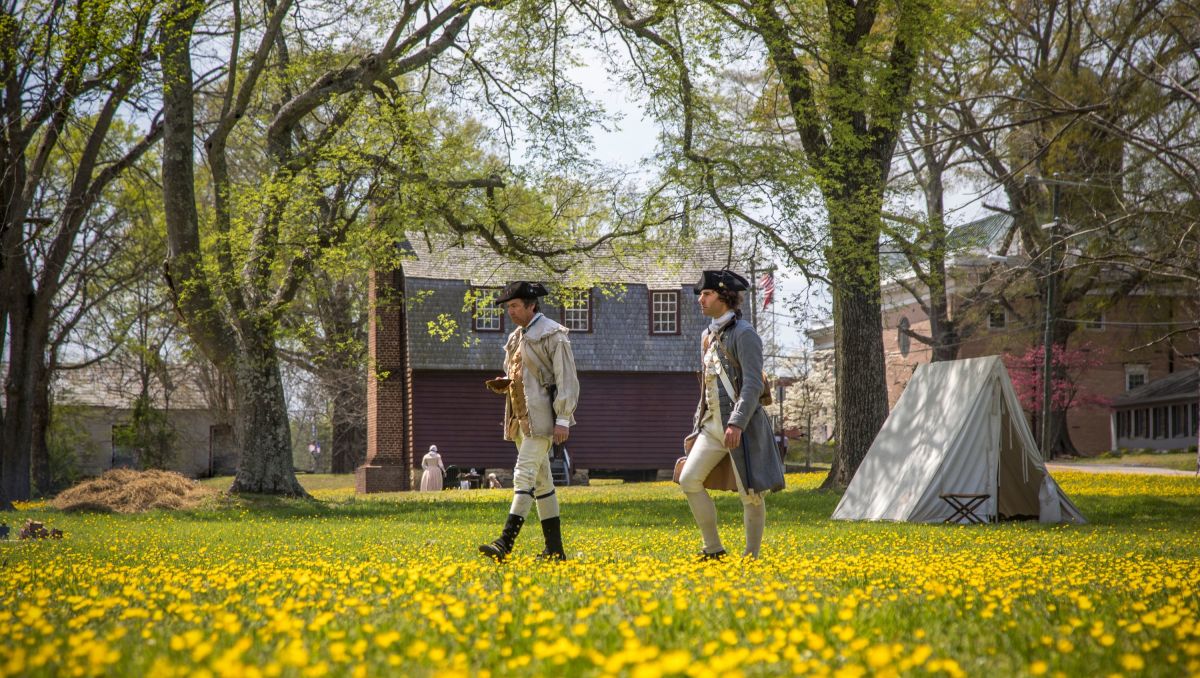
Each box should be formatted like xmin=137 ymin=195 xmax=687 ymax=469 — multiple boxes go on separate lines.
xmin=819 ymin=155 xmax=893 ymax=489
xmin=228 ymin=338 xmax=307 ymax=495
xmin=0 ymin=180 xmax=35 ymax=502
xmin=1 ymin=289 xmax=48 ymax=502
xmin=0 ymin=357 xmax=51 ymax=501
xmin=757 ymin=0 xmax=919 ymax=489
xmin=823 ymin=285 xmax=890 ymax=488
xmin=160 ymin=2 xmax=305 ymax=497
xmin=30 ymin=364 xmax=52 ymax=495
xmin=1 ymin=359 xmax=35 ymax=501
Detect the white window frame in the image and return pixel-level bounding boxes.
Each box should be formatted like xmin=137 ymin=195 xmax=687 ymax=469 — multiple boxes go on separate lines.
xmin=1084 ymin=311 xmax=1105 ymax=331
xmin=560 ymin=289 xmax=591 ymax=333
xmin=650 ymin=291 xmax=679 ymax=334
xmin=1124 ymin=363 xmax=1149 ymax=392
xmin=472 ymin=288 xmax=504 ymax=332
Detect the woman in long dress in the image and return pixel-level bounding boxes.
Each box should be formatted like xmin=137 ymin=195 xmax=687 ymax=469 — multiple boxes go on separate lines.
xmin=419 ymin=445 xmax=445 ymax=492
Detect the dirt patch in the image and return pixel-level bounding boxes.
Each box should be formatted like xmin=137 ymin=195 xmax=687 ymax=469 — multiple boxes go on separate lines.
xmin=53 ymin=469 xmax=219 ymax=513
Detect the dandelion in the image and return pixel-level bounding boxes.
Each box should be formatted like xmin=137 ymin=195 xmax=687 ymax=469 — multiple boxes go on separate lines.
xmin=1120 ymin=654 xmax=1145 ymax=671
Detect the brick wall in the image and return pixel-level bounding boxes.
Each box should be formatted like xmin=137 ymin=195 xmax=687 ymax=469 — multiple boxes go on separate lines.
xmin=879 ymin=294 xmax=1197 ymax=455
xmin=359 ymin=268 xmax=412 ymax=493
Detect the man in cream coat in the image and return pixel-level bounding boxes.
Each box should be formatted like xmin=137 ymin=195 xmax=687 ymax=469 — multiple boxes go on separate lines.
xmin=480 ymin=281 xmax=580 ymax=562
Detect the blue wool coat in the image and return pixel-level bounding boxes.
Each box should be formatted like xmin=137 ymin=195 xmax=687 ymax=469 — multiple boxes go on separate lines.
xmin=690 ymin=316 xmax=787 ymax=494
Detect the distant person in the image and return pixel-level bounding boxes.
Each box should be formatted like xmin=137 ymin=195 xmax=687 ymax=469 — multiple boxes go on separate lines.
xmin=308 ymin=440 xmax=322 ymax=473
xmin=419 ymin=445 xmax=446 ymax=492
xmin=479 ymin=281 xmax=579 ymax=562
xmin=464 ymin=468 xmax=482 ymax=489
xmin=678 ymin=270 xmax=786 ymax=560
xmin=486 ymin=473 xmax=502 ymax=489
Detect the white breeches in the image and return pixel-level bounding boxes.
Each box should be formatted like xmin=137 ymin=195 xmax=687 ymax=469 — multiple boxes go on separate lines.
xmin=679 ymin=412 xmax=767 ymax=557
xmin=508 ymin=431 xmax=558 ymax=520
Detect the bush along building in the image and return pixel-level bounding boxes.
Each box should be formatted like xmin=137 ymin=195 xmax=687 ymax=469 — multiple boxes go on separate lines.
xmin=357 ymin=236 xmax=737 ymax=493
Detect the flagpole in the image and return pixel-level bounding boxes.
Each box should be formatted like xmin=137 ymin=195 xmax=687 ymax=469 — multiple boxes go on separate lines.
xmin=757 ymin=265 xmax=777 ymax=364
xmin=750 ymin=259 xmax=757 ymax=330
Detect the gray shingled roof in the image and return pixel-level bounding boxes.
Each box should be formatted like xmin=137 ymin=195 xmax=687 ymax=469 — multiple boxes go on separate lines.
xmin=405 ymin=278 xmax=714 ymax=372
xmin=54 ymin=363 xmax=214 ymax=410
xmin=400 ymin=233 xmax=744 ymax=288
xmin=1112 ymin=368 xmax=1200 ymax=407
xmin=881 ymin=213 xmax=1015 ymax=275
xmin=948 ymin=213 xmax=1013 ymax=251
xmin=400 ymin=234 xmax=770 ymax=373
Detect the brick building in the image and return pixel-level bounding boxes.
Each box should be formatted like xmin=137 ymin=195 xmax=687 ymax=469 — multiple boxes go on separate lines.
xmin=358 ymin=236 xmax=735 ymax=492
xmin=809 ymin=215 xmax=1199 ymax=455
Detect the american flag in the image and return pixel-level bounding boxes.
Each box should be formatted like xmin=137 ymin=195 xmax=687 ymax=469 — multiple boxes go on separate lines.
xmin=759 ymin=271 xmax=775 ymax=309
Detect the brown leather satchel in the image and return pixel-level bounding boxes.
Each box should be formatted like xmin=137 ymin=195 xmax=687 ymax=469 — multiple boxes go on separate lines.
xmin=673 ymin=433 xmax=739 ymax=492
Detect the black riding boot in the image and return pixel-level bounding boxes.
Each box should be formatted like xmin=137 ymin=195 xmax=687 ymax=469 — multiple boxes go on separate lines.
xmin=536 ymin=516 xmax=566 ymax=561
xmin=479 ymin=514 xmax=525 ymax=562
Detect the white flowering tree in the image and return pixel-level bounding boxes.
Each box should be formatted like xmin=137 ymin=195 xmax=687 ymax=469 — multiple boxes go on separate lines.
xmin=781 ymin=351 xmax=836 ymax=468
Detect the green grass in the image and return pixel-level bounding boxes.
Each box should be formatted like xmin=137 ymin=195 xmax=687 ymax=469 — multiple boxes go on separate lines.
xmin=2 ymin=472 xmax=1198 ymax=677
xmin=198 ymin=473 xmax=359 ymax=493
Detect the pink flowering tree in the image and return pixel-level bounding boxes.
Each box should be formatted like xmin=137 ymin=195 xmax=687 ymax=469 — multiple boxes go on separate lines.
xmin=1004 ymin=343 xmax=1112 ymax=456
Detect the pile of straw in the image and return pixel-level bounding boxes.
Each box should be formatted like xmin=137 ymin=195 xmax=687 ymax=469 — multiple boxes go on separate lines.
xmin=52 ymin=469 xmax=218 ymax=513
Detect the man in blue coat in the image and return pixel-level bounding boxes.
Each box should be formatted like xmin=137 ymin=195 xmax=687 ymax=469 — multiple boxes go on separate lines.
xmin=678 ymin=269 xmax=786 ymax=559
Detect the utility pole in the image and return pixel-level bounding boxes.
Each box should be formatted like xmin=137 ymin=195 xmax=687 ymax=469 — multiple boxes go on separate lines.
xmin=1040 ymin=183 xmax=1062 ymax=460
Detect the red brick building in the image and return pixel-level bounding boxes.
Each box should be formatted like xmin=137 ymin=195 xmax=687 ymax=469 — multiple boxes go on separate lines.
xmin=809 ymin=215 xmax=1199 ymax=455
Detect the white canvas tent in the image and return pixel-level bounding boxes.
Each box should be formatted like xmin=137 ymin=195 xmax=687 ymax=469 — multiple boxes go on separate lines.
xmin=832 ymin=356 xmax=1086 ymax=524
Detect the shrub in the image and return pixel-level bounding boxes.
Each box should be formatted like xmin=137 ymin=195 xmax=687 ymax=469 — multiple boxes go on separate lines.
xmin=112 ymin=395 xmax=176 ymax=470
xmin=42 ymin=404 xmax=96 ymax=495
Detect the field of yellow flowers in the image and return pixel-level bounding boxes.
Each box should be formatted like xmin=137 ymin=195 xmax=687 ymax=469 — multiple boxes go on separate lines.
xmin=2 ymin=471 xmax=1198 ymax=677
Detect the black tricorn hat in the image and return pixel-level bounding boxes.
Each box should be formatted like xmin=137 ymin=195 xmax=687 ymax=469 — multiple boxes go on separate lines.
xmin=495 ymin=281 xmax=549 ymax=305
xmin=692 ymin=269 xmax=750 ymax=294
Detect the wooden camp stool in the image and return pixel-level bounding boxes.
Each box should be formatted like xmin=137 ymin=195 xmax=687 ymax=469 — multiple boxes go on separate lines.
xmin=939 ymin=493 xmax=990 ymax=524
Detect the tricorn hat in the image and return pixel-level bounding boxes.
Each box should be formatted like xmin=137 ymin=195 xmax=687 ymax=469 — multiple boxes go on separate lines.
xmin=692 ymin=269 xmax=750 ymax=294
xmin=495 ymin=281 xmax=549 ymax=305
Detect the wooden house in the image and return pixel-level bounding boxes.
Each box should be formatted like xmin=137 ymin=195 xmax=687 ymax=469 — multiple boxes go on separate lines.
xmin=359 ymin=236 xmax=738 ymax=491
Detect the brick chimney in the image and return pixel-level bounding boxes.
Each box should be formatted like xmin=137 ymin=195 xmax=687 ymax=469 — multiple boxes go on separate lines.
xmin=356 ymin=265 xmax=413 ymax=493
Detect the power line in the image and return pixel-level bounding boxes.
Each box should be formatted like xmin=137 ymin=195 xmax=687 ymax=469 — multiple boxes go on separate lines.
xmin=1058 ymin=318 xmax=1199 ymax=328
